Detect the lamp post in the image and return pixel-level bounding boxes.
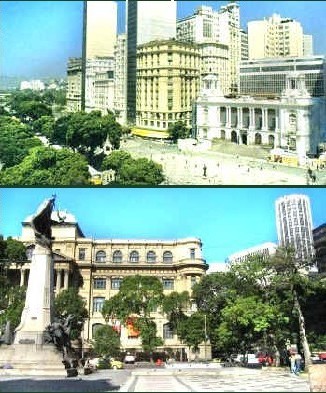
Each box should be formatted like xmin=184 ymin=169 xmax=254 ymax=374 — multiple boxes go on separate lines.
xmin=204 ymin=314 xmax=207 ymax=361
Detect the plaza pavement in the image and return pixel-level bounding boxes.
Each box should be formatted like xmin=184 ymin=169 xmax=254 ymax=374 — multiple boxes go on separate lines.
xmin=120 ymin=138 xmax=326 ymax=186
xmin=0 ymin=366 xmax=311 ymax=392
xmin=119 ymin=366 xmax=311 ymax=392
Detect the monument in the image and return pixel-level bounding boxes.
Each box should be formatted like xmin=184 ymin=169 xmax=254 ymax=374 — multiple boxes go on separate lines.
xmin=0 ymin=197 xmax=71 ymax=376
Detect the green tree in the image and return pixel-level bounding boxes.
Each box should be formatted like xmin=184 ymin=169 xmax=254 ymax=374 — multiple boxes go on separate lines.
xmin=32 ymin=115 xmax=55 ymax=139
xmin=5 ymin=238 xmax=27 ymax=267
xmin=14 ymin=100 xmax=52 ymax=122
xmin=0 ymin=286 xmax=26 ymax=331
xmin=0 ymin=116 xmax=42 ymax=168
xmin=54 ymin=288 xmax=88 ymax=340
xmin=162 ymin=291 xmax=190 ymax=332
xmin=168 ymin=121 xmax=190 ymax=143
xmin=101 ymin=150 xmax=132 ymax=172
xmin=118 ymin=157 xmax=164 ymax=185
xmin=92 ymin=325 xmax=121 ymax=357
xmin=102 ymin=275 xmax=164 ymax=358
xmin=178 ymin=312 xmax=206 ymax=355
xmin=0 ymin=146 xmax=90 ymax=186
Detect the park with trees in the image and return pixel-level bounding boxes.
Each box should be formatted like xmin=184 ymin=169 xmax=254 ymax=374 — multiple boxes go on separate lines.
xmin=0 ymin=91 xmax=164 ymax=185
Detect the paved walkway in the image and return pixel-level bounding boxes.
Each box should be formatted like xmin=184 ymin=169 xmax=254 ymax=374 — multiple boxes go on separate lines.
xmin=120 ymin=368 xmax=310 ymax=392
xmin=121 ymin=138 xmax=325 ymax=185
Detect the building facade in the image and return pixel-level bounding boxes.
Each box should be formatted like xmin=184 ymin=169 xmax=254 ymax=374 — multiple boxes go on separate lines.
xmin=127 ymin=0 xmax=177 ymax=123
xmin=66 ymin=58 xmax=83 ymax=112
xmin=17 ymin=209 xmax=208 ymax=358
xmin=136 ymin=39 xmax=201 ymax=132
xmin=226 ymin=242 xmax=277 ymax=265
xmin=85 ymin=57 xmax=115 ymax=114
xmin=114 ymin=34 xmax=127 ymax=125
xmin=240 ymin=56 xmax=326 ymax=98
xmin=248 ymin=14 xmax=304 ymax=60
xmin=176 ymin=3 xmax=240 ymax=94
xmin=313 ymin=223 xmax=326 ymax=273
xmin=275 ymin=194 xmax=315 ymax=262
xmin=195 ymin=73 xmax=326 ymax=159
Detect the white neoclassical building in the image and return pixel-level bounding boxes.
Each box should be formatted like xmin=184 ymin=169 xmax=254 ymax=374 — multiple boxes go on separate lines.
xmin=194 ymin=73 xmax=326 ymax=160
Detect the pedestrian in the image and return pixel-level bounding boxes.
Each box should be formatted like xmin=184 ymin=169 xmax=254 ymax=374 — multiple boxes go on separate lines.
xmin=295 ymin=353 xmax=302 ymax=373
xmin=290 ymin=353 xmax=297 ymax=375
xmin=203 ymin=164 xmax=207 ymax=177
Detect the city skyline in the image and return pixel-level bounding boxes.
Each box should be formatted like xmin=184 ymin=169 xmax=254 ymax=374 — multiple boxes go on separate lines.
xmin=1 ymin=1 xmax=326 ymax=78
xmin=1 ymin=187 xmax=326 ymax=264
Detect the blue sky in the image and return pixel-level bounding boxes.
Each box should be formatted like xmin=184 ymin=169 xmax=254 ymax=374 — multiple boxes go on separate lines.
xmin=1 ymin=1 xmax=325 ymax=78
xmin=1 ymin=187 xmax=325 ymax=264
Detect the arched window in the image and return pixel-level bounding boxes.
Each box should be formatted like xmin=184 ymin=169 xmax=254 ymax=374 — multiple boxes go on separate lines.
xmin=163 ymin=323 xmax=174 ymax=339
xmin=112 ymin=250 xmax=122 ymax=263
xmin=147 ymin=251 xmax=156 ymax=263
xmin=92 ymin=323 xmax=104 ymax=338
xmin=163 ymin=251 xmax=173 ymax=263
xmin=95 ymin=250 xmax=106 ymax=262
xmin=255 ymin=133 xmax=262 ymax=145
xmin=129 ymin=251 xmax=139 ymax=263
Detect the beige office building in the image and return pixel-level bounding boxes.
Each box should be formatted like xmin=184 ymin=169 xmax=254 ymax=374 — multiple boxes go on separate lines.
xmin=86 ymin=1 xmax=117 ymax=58
xmin=114 ymin=34 xmax=127 ymax=125
xmin=248 ymin=14 xmax=304 ymax=60
xmin=17 ymin=209 xmax=209 ymax=359
xmin=136 ymin=39 xmax=201 ymax=132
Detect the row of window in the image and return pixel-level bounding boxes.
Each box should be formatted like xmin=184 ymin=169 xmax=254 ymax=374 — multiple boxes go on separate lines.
xmin=93 ymin=277 xmax=177 ymax=291
xmin=79 ymin=249 xmax=197 ymax=263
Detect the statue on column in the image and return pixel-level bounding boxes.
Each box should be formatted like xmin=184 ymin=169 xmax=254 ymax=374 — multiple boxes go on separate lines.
xmin=30 ymin=196 xmax=56 ymax=250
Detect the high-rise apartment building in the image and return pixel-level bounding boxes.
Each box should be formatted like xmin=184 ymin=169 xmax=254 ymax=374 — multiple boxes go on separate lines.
xmin=303 ymin=35 xmax=314 ymax=56
xmin=275 ymin=194 xmax=315 ymax=262
xmin=226 ymin=242 xmax=277 ymax=265
xmin=177 ymin=3 xmax=240 ymax=94
xmin=85 ymin=1 xmax=117 ymax=58
xmin=136 ymin=39 xmax=201 ymax=132
xmin=127 ymin=0 xmax=177 ymax=123
xmin=114 ymin=34 xmax=127 ymax=125
xmin=248 ymin=14 xmax=304 ymax=60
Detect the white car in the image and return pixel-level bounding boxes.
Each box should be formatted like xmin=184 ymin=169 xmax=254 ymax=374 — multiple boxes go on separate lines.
xmin=124 ymin=354 xmax=136 ymax=364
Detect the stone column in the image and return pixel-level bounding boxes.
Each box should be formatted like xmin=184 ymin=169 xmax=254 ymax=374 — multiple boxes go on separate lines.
xmin=56 ymin=270 xmax=62 ymax=292
xmin=63 ymin=270 xmax=69 ymax=290
xmin=262 ymin=108 xmax=268 ymax=130
xmin=216 ymin=107 xmax=220 ymax=127
xmin=226 ymin=106 xmax=231 ymax=127
xmin=237 ymin=107 xmax=243 ymax=128
xmin=20 ymin=269 xmax=25 ymax=287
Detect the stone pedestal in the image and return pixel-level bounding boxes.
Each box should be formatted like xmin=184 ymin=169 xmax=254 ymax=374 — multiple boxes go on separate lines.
xmin=0 ymin=244 xmax=66 ymax=375
xmin=14 ymin=245 xmax=54 ymax=345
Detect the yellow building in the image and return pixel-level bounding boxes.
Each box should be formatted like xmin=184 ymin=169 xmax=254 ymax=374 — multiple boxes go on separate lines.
xmin=136 ymin=39 xmax=201 ymax=133
xmin=17 ymin=210 xmax=209 ymax=358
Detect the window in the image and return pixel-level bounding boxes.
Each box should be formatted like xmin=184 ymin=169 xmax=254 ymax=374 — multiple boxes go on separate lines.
xmin=95 ymin=250 xmax=106 ymax=262
xmin=163 ymin=251 xmax=173 ymax=263
xmin=94 ymin=278 xmax=106 ymax=289
xmin=190 ymin=248 xmax=195 ymax=259
xmin=93 ymin=297 xmax=105 ymax=312
xmin=79 ymin=248 xmax=86 ymax=260
xmin=162 ymin=278 xmax=174 ymax=290
xmin=92 ymin=323 xmax=104 ymax=337
xmin=191 ymin=276 xmax=197 ymax=288
xmin=111 ymin=278 xmax=123 ymax=290
xmin=147 ymin=251 xmax=156 ymax=263
xmin=163 ymin=323 xmax=174 ymax=339
xmin=129 ymin=251 xmax=139 ymax=262
xmin=113 ymin=250 xmax=122 ymax=263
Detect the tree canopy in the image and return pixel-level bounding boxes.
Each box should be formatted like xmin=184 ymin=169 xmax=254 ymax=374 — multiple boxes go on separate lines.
xmin=168 ymin=121 xmax=190 ymax=143
xmin=0 ymin=146 xmax=90 ymax=186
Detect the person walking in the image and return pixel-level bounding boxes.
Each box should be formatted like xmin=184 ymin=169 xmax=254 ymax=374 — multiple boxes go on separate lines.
xmin=295 ymin=353 xmax=302 ymax=374
xmin=290 ymin=353 xmax=297 ymax=375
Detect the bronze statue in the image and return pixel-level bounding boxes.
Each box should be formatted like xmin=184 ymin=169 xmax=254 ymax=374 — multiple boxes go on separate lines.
xmin=30 ymin=196 xmax=56 ymax=249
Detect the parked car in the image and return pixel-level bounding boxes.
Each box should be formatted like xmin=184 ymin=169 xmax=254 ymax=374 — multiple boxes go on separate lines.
xmin=124 ymin=353 xmax=136 ymax=364
xmin=243 ymin=353 xmax=262 ymax=368
xmin=318 ymin=352 xmax=326 ymax=361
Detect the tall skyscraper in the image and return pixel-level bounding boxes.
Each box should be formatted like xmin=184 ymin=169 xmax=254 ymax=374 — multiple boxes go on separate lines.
xmin=85 ymin=1 xmax=117 ymax=58
xmin=248 ymin=14 xmax=304 ymax=60
xmin=126 ymin=0 xmax=177 ymax=123
xmin=275 ymin=194 xmax=315 ymax=262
